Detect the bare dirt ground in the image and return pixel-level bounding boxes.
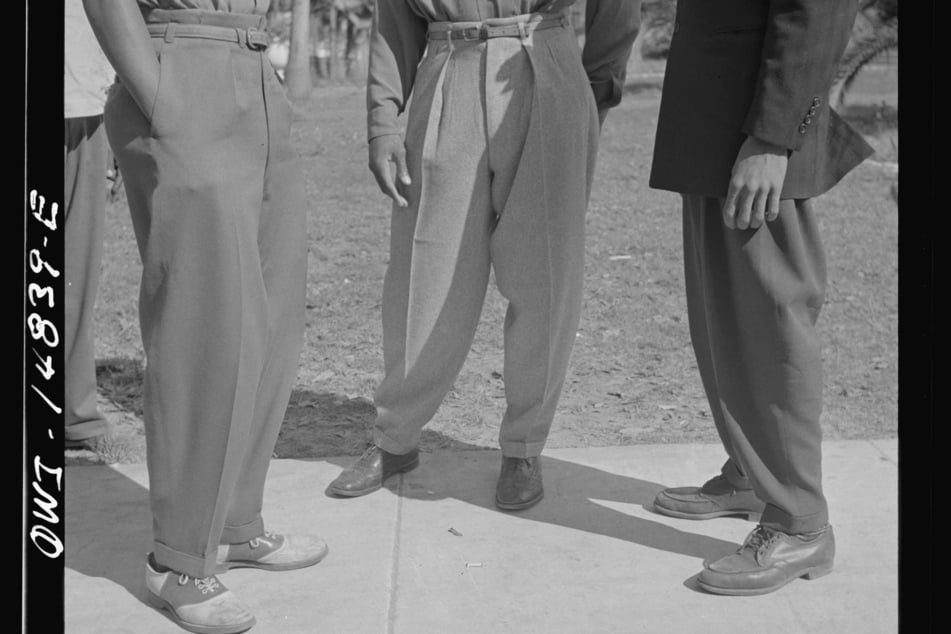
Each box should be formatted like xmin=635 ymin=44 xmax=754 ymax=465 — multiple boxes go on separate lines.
xmin=68 ymin=54 xmax=898 ymax=466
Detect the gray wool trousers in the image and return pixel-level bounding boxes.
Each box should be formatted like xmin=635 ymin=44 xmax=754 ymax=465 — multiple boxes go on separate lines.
xmin=373 ymin=17 xmax=600 ymax=458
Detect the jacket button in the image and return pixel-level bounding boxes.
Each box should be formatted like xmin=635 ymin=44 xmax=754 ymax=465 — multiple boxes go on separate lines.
xmin=808 ymin=106 xmax=817 ymax=115
xmin=798 ymin=123 xmax=807 ymax=134
xmin=812 ymin=97 xmax=821 ymax=107
xmin=804 ymin=115 xmax=812 ymax=124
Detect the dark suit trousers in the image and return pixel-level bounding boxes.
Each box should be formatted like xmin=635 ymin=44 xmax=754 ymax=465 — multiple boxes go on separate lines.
xmin=64 ymin=116 xmax=109 ymax=441
xmin=104 ymin=19 xmax=306 ymax=577
xmin=682 ymin=195 xmax=829 ymax=534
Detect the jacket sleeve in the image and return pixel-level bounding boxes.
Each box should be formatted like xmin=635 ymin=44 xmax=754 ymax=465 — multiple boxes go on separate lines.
xmin=742 ymin=0 xmax=859 ymax=151
xmin=582 ymin=0 xmax=641 ymax=111
xmin=366 ymin=0 xmax=429 ymax=142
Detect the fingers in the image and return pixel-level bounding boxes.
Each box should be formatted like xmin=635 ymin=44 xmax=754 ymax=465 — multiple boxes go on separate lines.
xmin=726 ymin=182 xmax=776 ymax=231
xmin=748 ymin=187 xmax=768 ymax=229
xmin=368 ymin=135 xmax=411 ymax=208
xmin=722 ymin=182 xmax=739 ymax=229
xmin=725 ymin=139 xmax=789 ymax=230
xmin=733 ymin=186 xmax=754 ymax=230
xmin=394 ymin=146 xmax=411 ymax=188
xmin=369 ymin=155 xmax=408 ymax=208
xmin=724 ymin=179 xmax=756 ymax=230
xmin=766 ymin=189 xmax=781 ymax=222
xmin=382 ymin=167 xmax=409 ymax=208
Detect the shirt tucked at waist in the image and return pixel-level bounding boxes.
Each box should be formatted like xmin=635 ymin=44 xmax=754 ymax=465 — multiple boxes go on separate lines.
xmin=367 ymin=0 xmax=641 ymax=141
xmin=136 ymin=0 xmax=269 ymax=14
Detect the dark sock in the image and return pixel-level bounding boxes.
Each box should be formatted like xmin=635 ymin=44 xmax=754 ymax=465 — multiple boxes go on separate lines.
xmin=795 ymin=525 xmax=831 ymax=540
xmin=148 ymin=552 xmax=172 ymax=573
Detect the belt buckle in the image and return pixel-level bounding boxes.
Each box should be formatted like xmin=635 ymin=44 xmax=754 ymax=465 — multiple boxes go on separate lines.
xmin=245 ymin=27 xmax=269 ymax=50
xmin=457 ymin=26 xmax=483 ymax=41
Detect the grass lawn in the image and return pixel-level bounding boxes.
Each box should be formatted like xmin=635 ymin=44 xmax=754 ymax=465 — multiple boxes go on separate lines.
xmin=70 ymin=59 xmax=898 ymax=465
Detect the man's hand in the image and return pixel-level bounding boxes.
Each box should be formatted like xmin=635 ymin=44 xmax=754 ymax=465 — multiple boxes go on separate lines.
xmin=722 ymin=136 xmax=789 ymax=230
xmin=369 ymin=134 xmax=411 ymax=208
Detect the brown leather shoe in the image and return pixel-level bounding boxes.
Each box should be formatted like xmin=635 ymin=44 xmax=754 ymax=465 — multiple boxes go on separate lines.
xmin=698 ymin=524 xmax=835 ymax=596
xmin=653 ymin=474 xmax=765 ymax=521
xmin=495 ymin=456 xmax=544 ymax=511
xmin=328 ymin=445 xmax=419 ymax=497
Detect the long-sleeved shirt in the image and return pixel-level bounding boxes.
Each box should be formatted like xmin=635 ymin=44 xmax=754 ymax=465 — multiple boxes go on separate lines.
xmin=367 ymin=0 xmax=640 ymax=141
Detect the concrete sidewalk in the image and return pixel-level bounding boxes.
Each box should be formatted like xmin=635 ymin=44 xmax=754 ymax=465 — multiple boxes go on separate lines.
xmin=65 ymin=440 xmax=897 ymax=633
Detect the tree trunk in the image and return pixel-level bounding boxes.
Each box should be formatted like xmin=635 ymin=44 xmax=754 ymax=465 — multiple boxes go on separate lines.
xmin=285 ymin=0 xmax=312 ymax=102
xmin=328 ymin=4 xmax=338 ymax=80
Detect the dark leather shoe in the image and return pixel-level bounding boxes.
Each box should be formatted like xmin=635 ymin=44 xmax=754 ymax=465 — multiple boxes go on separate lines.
xmin=698 ymin=524 xmax=835 ymax=596
xmin=653 ymin=474 xmax=765 ymax=521
xmin=328 ymin=445 xmax=419 ymax=497
xmin=495 ymin=456 xmax=544 ymax=511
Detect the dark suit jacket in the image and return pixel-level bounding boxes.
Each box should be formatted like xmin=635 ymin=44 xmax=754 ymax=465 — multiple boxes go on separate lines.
xmin=649 ymin=0 xmax=875 ymax=200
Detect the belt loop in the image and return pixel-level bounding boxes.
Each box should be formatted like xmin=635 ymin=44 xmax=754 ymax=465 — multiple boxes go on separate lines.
xmin=517 ymin=22 xmax=527 ymax=40
xmin=163 ymin=22 xmax=176 ymax=44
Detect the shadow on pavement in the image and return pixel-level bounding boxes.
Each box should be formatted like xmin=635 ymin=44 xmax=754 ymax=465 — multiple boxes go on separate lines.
xmin=322 ymin=446 xmax=740 ymax=563
xmin=65 ymin=466 xmax=153 ymax=609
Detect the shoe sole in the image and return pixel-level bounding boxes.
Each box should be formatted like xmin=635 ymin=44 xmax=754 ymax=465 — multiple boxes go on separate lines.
xmin=147 ymin=593 xmax=256 ymax=634
xmin=328 ymin=457 xmax=420 ymax=497
xmin=495 ymin=490 xmax=544 ymax=511
xmin=216 ymin=544 xmax=329 ymax=573
xmin=653 ymin=504 xmax=763 ymax=522
xmin=697 ymin=562 xmax=834 ymax=596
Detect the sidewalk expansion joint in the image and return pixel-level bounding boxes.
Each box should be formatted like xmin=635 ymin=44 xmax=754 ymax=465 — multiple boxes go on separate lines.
xmin=385 ymin=474 xmax=406 ymax=634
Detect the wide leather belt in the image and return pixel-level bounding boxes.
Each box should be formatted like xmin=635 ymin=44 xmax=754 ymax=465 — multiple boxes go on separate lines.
xmin=426 ymin=12 xmax=569 ymax=41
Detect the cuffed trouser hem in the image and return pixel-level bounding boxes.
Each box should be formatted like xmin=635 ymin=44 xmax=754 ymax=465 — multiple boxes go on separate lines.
xmin=720 ymin=459 xmax=753 ymax=490
xmin=683 ymin=196 xmax=829 ymax=535
xmin=220 ymin=517 xmax=265 ymax=545
xmin=499 ymin=440 xmax=547 ymax=459
xmin=760 ymin=504 xmax=829 ymax=535
xmin=153 ymin=542 xmax=216 ymax=579
xmin=64 ymin=419 xmax=109 ymax=441
xmin=373 ymin=428 xmax=419 ymax=456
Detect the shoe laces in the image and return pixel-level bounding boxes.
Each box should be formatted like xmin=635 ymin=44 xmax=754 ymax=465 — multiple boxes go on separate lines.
xmin=742 ymin=525 xmax=781 ymax=560
xmin=359 ymin=444 xmax=381 ymax=460
xmin=505 ymin=458 xmax=535 ymax=475
xmin=249 ymin=531 xmax=278 ymax=549
xmin=177 ymin=574 xmax=221 ymax=595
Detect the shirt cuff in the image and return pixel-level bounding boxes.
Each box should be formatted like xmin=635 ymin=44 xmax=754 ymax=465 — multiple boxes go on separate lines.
xmin=367 ymin=104 xmax=402 ymax=143
xmin=590 ymin=76 xmax=623 ymax=111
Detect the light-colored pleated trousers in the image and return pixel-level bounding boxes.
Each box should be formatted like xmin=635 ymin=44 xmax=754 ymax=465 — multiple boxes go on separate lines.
xmin=373 ymin=15 xmax=600 ymax=458
xmin=104 ymin=12 xmax=306 ymax=578
xmin=64 ymin=115 xmax=109 ymax=441
xmin=683 ymin=195 xmax=829 ymax=534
